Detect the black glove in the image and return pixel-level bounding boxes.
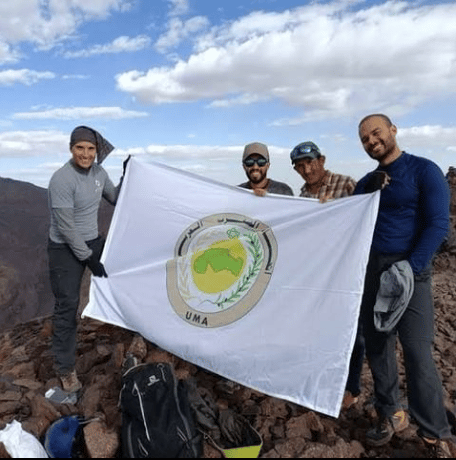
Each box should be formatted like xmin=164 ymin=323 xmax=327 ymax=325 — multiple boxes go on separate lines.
xmin=123 ymin=154 xmax=132 ymax=176
xmin=85 ymin=253 xmax=108 ymax=277
xmin=364 ymin=171 xmax=391 ymax=193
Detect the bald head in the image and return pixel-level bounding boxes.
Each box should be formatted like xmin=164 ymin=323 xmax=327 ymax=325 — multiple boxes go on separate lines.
xmin=359 ymin=114 xmax=393 ymax=131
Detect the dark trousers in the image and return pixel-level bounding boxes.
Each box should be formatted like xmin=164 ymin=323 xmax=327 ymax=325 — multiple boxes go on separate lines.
xmin=360 ymin=251 xmax=451 ymax=439
xmin=48 ymin=236 xmax=104 ymax=374
xmin=345 ymin=322 xmax=365 ymax=397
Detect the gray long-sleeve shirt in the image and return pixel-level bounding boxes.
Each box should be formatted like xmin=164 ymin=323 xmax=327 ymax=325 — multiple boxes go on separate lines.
xmin=48 ymin=160 xmax=120 ymax=260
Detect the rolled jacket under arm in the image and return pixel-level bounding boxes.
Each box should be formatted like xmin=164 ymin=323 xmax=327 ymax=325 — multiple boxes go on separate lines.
xmin=373 ymin=260 xmax=414 ymax=332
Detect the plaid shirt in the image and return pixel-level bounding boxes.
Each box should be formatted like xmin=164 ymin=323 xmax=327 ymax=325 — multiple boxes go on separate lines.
xmin=300 ymin=171 xmax=356 ymax=199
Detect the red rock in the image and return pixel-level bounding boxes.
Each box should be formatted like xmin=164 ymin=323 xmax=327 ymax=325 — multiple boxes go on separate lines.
xmin=255 ymin=416 xmax=275 ymax=444
xmin=300 ymin=442 xmax=336 ymax=458
xmin=260 ymin=397 xmax=289 ymax=419
xmin=0 ymin=402 xmax=22 ymax=416
xmin=304 ymin=411 xmax=324 ymax=434
xmin=145 ymin=348 xmax=176 ymax=364
xmin=275 ymin=437 xmax=307 ymax=457
xmin=13 ymin=379 xmax=43 ymax=391
xmin=84 ymin=421 xmax=119 ymax=458
xmin=96 ymin=344 xmax=112 ymax=358
xmin=5 ymin=362 xmax=35 ymax=379
xmin=127 ymin=335 xmax=147 ymax=360
xmin=113 ymin=343 xmax=125 ymax=369
xmin=0 ymin=441 xmax=11 ymax=458
xmin=22 ymin=416 xmax=52 ymax=439
xmin=261 ymin=448 xmax=279 ymax=458
xmin=0 ymin=335 xmax=13 ymax=364
xmin=26 ymin=393 xmax=61 ymax=422
xmin=175 ymin=367 xmax=192 ymax=380
xmin=40 ymin=320 xmax=53 ymax=339
xmin=176 ymin=360 xmax=198 ymax=377
xmin=286 ymin=414 xmax=312 ymax=440
xmin=0 ymin=392 xmax=21 ymax=402
xmin=80 ymin=387 xmax=101 ymax=418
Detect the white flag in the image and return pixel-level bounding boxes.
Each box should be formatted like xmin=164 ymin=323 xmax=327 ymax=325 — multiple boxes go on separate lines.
xmin=83 ymin=158 xmax=379 ymax=417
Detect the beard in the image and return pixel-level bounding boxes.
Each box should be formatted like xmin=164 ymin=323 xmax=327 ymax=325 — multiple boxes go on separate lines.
xmin=368 ymin=135 xmax=397 ymax=163
xmin=248 ymin=169 xmax=267 ymax=184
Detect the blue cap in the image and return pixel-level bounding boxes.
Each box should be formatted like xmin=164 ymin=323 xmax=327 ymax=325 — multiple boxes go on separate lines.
xmin=290 ymin=141 xmax=322 ymax=164
xmin=44 ymin=416 xmax=81 ymax=458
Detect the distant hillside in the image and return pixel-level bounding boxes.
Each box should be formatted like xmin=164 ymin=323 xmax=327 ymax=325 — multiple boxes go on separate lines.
xmin=0 ymin=178 xmax=52 ymax=330
xmin=0 ymin=177 xmax=114 ymax=332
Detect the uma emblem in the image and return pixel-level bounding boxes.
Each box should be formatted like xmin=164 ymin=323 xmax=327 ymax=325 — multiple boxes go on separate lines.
xmin=166 ymin=213 xmax=277 ymax=328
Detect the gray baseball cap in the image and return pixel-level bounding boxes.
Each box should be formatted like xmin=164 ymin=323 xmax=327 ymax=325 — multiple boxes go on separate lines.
xmin=243 ymin=142 xmax=270 ymax=161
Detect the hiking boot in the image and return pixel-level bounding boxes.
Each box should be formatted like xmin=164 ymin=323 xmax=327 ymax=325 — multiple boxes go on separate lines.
xmin=423 ymin=437 xmax=455 ymax=458
xmin=366 ymin=416 xmax=394 ymax=446
xmin=60 ymin=370 xmax=82 ymax=393
xmin=342 ymin=391 xmax=359 ymax=410
xmin=390 ymin=409 xmax=409 ymax=432
xmin=366 ymin=410 xmax=409 ymax=447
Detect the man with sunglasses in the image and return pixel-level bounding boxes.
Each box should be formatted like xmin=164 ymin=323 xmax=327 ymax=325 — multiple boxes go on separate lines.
xmin=238 ymin=142 xmax=293 ymax=196
xmin=290 ymin=141 xmax=356 ymax=199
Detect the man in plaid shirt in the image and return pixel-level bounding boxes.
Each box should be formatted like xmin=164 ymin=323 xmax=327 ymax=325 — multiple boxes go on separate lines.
xmin=290 ymin=141 xmax=356 ymax=199
xmin=290 ymin=141 xmax=363 ymax=410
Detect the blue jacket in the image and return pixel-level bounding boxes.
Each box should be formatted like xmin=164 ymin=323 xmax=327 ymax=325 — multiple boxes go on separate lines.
xmin=354 ymin=152 xmax=450 ymax=274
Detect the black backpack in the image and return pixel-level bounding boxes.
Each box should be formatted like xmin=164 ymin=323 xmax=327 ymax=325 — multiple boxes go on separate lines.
xmin=120 ymin=363 xmax=203 ymax=458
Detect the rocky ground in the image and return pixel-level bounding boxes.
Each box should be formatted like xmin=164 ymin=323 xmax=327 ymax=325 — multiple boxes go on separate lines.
xmin=0 ymin=241 xmax=455 ymax=458
xmin=0 ymin=170 xmax=455 ymax=458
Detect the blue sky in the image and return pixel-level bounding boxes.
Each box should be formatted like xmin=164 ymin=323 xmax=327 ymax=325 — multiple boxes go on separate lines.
xmin=0 ymin=0 xmax=455 ymax=194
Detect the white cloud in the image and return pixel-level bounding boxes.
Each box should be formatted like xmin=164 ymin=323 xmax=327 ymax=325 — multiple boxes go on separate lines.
xmin=0 ymin=130 xmax=68 ymax=157
xmin=398 ymin=125 xmax=456 ymax=150
xmin=63 ymin=35 xmax=151 ymax=58
xmin=394 ymin=124 xmax=456 ymax=170
xmin=13 ymin=106 xmax=149 ymax=120
xmin=61 ymin=74 xmax=90 ymax=80
xmin=0 ymin=42 xmax=21 ymax=64
xmin=168 ymin=0 xmax=190 ymax=17
xmin=0 ymin=0 xmax=133 ymax=63
xmin=0 ymin=69 xmax=56 ymax=86
xmin=155 ymin=16 xmax=209 ymax=54
xmin=117 ymin=1 xmax=456 ymax=123
xmin=154 ymin=0 xmax=208 ymax=54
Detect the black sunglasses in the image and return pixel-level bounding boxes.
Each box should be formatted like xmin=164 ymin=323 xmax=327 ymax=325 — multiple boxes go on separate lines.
xmin=244 ymin=157 xmax=268 ymax=167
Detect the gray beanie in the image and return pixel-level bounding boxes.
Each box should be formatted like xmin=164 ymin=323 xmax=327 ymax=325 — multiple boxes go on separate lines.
xmin=70 ymin=126 xmax=114 ymax=165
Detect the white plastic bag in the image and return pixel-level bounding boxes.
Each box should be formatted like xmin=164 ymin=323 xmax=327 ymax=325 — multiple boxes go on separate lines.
xmin=0 ymin=420 xmax=48 ymax=458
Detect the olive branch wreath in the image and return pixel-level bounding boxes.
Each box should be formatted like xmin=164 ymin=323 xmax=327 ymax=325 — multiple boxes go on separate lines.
xmin=214 ymin=232 xmax=263 ymax=310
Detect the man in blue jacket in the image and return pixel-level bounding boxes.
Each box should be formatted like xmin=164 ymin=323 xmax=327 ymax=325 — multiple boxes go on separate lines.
xmin=355 ymin=114 xmax=453 ymax=457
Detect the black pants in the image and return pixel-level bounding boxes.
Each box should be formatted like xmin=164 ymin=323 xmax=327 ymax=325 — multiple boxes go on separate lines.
xmin=360 ymin=251 xmax=451 ymax=439
xmin=48 ymin=236 xmax=105 ymax=374
xmin=345 ymin=322 xmax=365 ymax=397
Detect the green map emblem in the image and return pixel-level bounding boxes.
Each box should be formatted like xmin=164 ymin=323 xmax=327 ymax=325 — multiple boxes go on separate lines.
xmin=166 ymin=214 xmax=277 ymax=328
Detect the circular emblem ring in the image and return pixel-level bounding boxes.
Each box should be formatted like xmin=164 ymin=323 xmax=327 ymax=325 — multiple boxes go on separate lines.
xmin=166 ymin=213 xmax=277 ymax=328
